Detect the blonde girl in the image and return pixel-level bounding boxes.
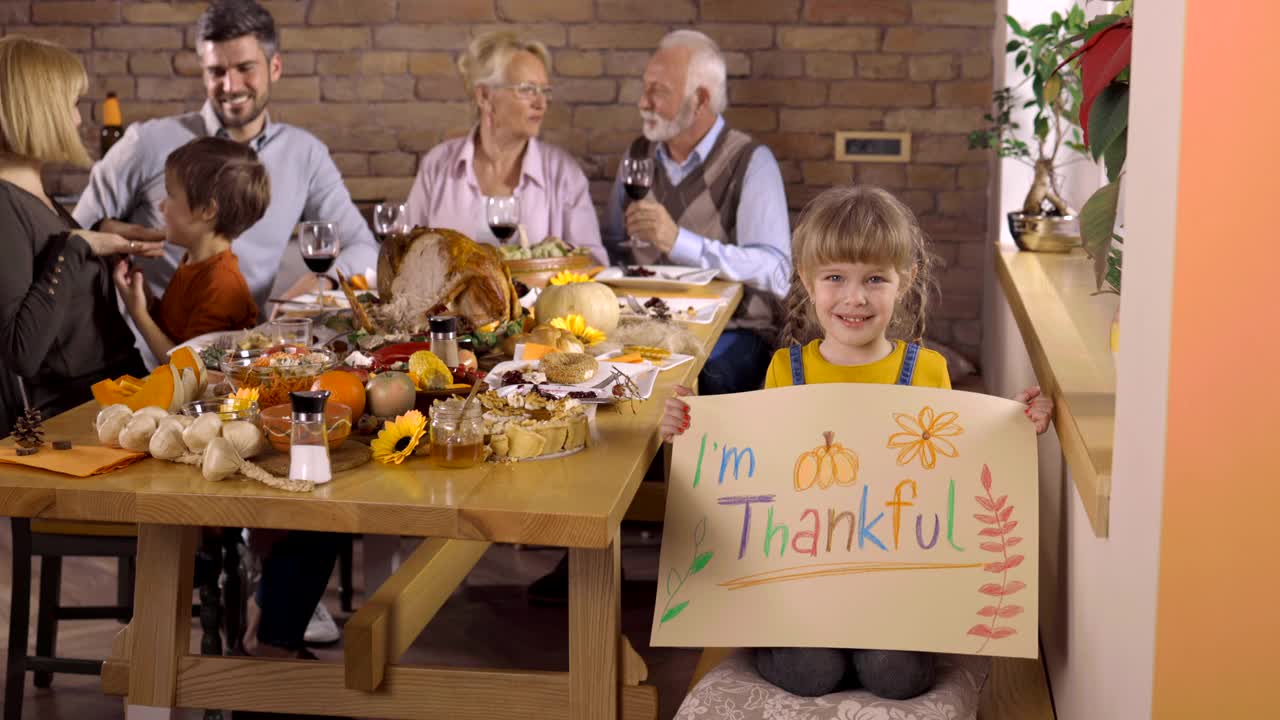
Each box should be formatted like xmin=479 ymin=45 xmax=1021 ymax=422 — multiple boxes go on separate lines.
xmin=661 ymin=185 xmax=1051 ymax=699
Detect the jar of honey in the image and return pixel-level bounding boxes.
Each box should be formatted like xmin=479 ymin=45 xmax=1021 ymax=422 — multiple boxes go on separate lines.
xmin=428 ymin=397 xmax=484 ymax=468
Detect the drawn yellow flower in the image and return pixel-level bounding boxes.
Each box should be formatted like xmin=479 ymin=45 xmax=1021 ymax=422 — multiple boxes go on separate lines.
xmin=222 ymin=387 xmax=260 ymax=412
xmin=548 ymin=270 xmax=591 ymax=286
xmin=886 ymin=406 xmax=963 ymax=469
xmin=549 ymin=314 xmax=606 ymax=346
xmin=371 ymin=410 xmax=427 ymax=465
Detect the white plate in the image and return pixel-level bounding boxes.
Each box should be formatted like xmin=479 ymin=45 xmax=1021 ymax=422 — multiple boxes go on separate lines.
xmin=616 ymin=295 xmax=725 ymax=325
xmin=595 ymin=265 xmax=719 ymax=289
xmin=485 ymin=358 xmax=659 ymax=401
xmin=597 ymin=350 xmax=695 ymax=372
xmin=166 ymin=330 xmax=245 ymax=356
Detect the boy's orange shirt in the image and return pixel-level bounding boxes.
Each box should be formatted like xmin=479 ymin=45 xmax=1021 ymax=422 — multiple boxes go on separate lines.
xmin=155 ymin=249 xmax=257 ymax=343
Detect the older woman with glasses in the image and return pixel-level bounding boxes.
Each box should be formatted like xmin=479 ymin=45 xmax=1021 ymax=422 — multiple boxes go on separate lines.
xmin=405 ymin=30 xmax=606 ymax=265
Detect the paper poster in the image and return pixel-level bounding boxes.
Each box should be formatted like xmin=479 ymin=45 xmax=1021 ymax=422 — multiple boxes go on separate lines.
xmin=650 ymin=383 xmax=1039 ymax=659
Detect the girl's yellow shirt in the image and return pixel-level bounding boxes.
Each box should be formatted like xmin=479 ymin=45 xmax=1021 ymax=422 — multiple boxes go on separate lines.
xmin=763 ymin=340 xmax=951 ymax=390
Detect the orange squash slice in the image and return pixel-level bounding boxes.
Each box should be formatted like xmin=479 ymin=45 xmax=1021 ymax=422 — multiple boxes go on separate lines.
xmin=169 ymin=347 xmax=207 ymax=395
xmin=91 ymin=363 xmax=182 ymax=412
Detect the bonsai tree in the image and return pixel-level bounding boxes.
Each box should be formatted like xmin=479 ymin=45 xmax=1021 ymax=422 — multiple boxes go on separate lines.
xmin=970 ymin=6 xmax=1090 ymax=216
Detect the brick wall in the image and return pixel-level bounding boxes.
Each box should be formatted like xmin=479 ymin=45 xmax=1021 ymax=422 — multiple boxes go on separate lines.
xmin=4 ymin=0 xmax=994 ymax=361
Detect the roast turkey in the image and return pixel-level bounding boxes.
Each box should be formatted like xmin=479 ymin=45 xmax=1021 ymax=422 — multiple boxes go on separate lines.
xmin=374 ymin=227 xmax=520 ymax=333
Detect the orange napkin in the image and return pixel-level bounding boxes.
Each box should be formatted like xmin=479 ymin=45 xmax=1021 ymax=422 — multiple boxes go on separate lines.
xmin=520 ymin=342 xmax=557 ymax=361
xmin=0 ymin=445 xmax=148 ymax=478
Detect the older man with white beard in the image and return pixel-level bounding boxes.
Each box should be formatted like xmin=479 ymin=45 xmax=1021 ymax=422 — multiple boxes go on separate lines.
xmin=604 ymin=30 xmax=791 ymax=395
xmin=527 ymin=30 xmax=792 ymax=606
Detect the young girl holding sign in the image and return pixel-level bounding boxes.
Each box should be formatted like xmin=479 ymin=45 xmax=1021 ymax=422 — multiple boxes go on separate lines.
xmin=661 ymin=185 xmax=1052 ymax=699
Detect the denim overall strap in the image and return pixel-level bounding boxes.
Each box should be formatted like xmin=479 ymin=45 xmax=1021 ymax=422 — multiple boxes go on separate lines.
xmin=789 ymin=345 xmax=806 ymax=386
xmin=896 ymin=343 xmax=921 ymax=386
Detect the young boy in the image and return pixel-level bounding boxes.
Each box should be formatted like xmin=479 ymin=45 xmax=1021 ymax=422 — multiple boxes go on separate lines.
xmin=114 ymin=136 xmax=269 ymax=358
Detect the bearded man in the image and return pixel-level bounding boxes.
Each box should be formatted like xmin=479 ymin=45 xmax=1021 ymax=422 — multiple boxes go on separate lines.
xmin=74 ymin=0 xmax=377 ymax=323
xmin=604 ymin=30 xmax=792 ymax=395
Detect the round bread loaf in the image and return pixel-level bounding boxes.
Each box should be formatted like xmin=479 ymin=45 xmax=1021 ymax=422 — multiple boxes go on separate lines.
xmin=541 ymin=352 xmax=599 ymax=385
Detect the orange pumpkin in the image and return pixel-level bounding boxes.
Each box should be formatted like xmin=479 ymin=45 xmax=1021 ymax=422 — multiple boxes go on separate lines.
xmin=793 ymin=431 xmax=859 ymax=491
xmin=312 ymin=370 xmax=367 ymax=419
xmin=91 ymin=363 xmax=183 ymax=412
xmin=169 ymin=346 xmax=207 ymax=395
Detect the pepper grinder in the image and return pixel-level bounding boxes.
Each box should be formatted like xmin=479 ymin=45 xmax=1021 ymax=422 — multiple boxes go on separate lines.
xmin=429 ymin=315 xmax=460 ymax=368
xmin=289 ymin=390 xmax=332 ymax=485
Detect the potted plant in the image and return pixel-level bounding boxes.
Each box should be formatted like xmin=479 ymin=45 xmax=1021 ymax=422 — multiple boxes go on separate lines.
xmin=1060 ymin=5 xmax=1133 ymax=294
xmin=970 ymin=6 xmax=1091 ymax=252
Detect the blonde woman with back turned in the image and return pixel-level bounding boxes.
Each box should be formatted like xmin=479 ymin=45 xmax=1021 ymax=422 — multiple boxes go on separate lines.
xmin=0 ymin=36 xmax=164 ymax=437
xmin=405 ymin=30 xmax=606 ymax=265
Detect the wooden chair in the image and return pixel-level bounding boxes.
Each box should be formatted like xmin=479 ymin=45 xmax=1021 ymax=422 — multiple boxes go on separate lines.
xmin=4 ymin=519 xmax=245 ymax=720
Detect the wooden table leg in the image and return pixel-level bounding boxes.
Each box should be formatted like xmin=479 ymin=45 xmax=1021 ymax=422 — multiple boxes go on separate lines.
xmin=569 ymin=534 xmax=620 ymax=720
xmin=126 ymin=524 xmax=198 ymax=719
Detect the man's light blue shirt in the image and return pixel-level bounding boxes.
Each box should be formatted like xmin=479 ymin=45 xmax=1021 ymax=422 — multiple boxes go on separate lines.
xmin=74 ymin=101 xmax=379 ymax=312
xmin=604 ymin=115 xmax=791 ymax=300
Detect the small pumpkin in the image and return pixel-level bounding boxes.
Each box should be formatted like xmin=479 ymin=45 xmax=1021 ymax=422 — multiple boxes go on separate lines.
xmin=534 ymin=281 xmax=619 ymax=334
xmin=91 ymin=362 xmax=183 ymax=412
xmin=794 ymin=431 xmax=859 ymax=491
xmin=169 ymin=346 xmax=208 ymax=395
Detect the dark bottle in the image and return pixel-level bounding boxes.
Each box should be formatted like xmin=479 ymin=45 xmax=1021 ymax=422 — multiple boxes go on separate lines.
xmin=489 ymin=223 xmax=517 ymax=241
xmin=100 ymin=92 xmax=123 ymax=157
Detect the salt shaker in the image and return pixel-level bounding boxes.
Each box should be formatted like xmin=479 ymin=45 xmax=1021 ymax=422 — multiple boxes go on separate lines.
xmin=289 ymin=390 xmax=332 ymax=485
xmin=429 ymin=315 xmax=460 ymax=368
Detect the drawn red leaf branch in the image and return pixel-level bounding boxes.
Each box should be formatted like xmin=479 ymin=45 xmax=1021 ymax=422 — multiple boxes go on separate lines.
xmin=969 ymin=464 xmax=1024 ymax=653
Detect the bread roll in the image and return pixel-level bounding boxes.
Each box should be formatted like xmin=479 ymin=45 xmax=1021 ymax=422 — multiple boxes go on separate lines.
xmin=541 ymin=352 xmax=599 ymax=385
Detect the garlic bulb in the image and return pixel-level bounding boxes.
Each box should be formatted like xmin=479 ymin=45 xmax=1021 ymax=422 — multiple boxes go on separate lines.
xmin=222 ymin=421 xmax=266 ymax=459
xmin=148 ymin=424 xmax=187 ymax=461
xmin=95 ymin=404 xmax=132 ymax=432
xmin=202 ymin=437 xmax=242 ymax=482
xmin=156 ymin=414 xmax=194 ymax=436
xmin=96 ymin=405 xmax=134 ymax=447
xmin=182 ymin=413 xmax=223 ymax=453
xmin=134 ymin=406 xmax=170 ymax=423
xmin=118 ymin=415 xmax=159 ymax=453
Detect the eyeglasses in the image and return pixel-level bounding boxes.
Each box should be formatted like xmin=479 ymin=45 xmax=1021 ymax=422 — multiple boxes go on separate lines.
xmin=491 ymin=82 xmax=554 ymax=102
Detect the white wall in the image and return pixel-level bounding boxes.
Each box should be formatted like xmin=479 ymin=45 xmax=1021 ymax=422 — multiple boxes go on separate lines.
xmin=982 ymin=1 xmax=1184 ymax=718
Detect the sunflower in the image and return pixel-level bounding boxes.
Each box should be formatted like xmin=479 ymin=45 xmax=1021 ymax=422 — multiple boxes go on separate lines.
xmin=549 ymin=314 xmax=606 ymax=346
xmin=886 ymin=406 xmax=963 ymax=470
xmin=548 ymin=270 xmax=591 ymax=286
xmin=222 ymin=387 xmax=260 ymax=413
xmin=371 ymin=410 xmax=427 ymax=465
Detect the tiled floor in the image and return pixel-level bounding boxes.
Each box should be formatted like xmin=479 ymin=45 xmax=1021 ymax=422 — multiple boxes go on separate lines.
xmin=0 ymin=522 xmax=700 ymax=719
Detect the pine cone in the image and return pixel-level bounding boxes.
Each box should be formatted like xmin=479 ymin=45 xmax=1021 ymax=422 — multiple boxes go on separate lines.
xmin=13 ymin=408 xmax=44 ymax=449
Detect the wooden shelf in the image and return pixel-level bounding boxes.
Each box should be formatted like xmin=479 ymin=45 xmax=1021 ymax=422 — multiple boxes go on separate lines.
xmin=995 ymin=247 xmax=1117 ymax=537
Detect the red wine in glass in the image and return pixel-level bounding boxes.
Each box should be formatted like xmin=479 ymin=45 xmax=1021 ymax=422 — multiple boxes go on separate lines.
xmin=624 ymin=181 xmax=650 ymax=201
xmin=490 ymin=223 xmax=517 ymax=241
xmin=303 ymin=254 xmax=337 ymax=273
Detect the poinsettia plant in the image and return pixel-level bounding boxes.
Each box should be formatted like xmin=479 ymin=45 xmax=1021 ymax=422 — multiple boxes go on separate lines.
xmin=1058 ymin=1 xmax=1133 ymax=292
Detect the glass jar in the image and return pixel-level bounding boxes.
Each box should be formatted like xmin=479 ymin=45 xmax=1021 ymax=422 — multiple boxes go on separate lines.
xmin=428 ymin=397 xmax=484 ymax=468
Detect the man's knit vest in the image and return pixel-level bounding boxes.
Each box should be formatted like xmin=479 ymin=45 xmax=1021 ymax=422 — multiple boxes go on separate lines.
xmin=629 ymin=126 xmax=780 ymax=337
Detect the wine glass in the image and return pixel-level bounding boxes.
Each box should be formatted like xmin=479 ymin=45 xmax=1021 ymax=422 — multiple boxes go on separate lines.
xmin=372 ymin=202 xmax=408 ymax=242
xmin=298 ymin=221 xmax=340 ymax=304
xmin=619 ymin=157 xmax=654 ymax=249
xmin=484 ymin=195 xmax=520 ymax=244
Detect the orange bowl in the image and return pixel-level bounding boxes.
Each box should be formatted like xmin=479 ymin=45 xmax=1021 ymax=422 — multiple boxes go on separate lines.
xmin=260 ymin=402 xmax=352 ymax=453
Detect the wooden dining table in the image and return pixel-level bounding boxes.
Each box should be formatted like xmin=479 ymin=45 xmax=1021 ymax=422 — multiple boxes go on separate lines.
xmin=0 ymin=281 xmax=743 ymax=720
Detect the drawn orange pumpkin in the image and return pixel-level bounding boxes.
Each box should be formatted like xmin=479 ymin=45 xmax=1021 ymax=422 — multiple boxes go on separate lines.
xmin=793 ymin=431 xmax=860 ymax=491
